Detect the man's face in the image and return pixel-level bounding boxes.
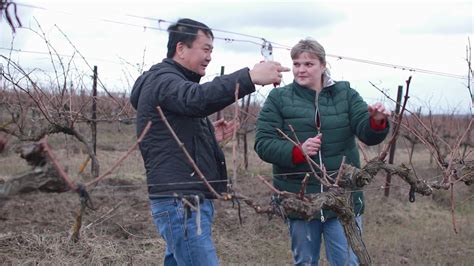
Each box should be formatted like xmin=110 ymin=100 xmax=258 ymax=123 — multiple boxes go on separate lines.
xmin=179 ymin=30 xmax=213 ymax=76
xmin=292 ymin=52 xmax=326 ymax=90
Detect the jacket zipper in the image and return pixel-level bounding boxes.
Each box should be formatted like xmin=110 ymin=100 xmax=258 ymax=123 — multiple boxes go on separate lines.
xmin=314 ymin=91 xmax=325 ymax=223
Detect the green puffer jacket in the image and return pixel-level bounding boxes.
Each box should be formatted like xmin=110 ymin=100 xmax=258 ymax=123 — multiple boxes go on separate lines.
xmin=254 ymin=81 xmax=389 ymax=220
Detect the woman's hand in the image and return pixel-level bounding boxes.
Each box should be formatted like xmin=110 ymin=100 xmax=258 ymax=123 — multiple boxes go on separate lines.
xmin=368 ymin=102 xmax=391 ymax=125
xmin=301 ymin=134 xmax=322 ymax=156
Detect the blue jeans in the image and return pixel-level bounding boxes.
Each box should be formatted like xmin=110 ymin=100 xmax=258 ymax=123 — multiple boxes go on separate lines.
xmin=288 ymin=216 xmax=363 ymax=266
xmin=150 ymin=197 xmax=219 ymax=266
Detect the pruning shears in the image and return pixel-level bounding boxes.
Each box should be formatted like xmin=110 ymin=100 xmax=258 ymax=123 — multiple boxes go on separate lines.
xmin=261 ymin=40 xmax=280 ymax=87
xmin=261 ymin=40 xmax=274 ymax=62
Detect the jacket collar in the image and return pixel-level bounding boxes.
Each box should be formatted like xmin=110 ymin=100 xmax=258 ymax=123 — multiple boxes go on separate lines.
xmin=293 ymin=80 xmax=336 ymax=94
xmin=160 ymin=58 xmax=202 ymax=83
xmin=322 ymin=71 xmax=335 ymax=88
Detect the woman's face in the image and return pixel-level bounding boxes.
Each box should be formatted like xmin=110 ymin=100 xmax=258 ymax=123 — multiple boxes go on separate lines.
xmin=292 ymin=52 xmax=326 ymax=90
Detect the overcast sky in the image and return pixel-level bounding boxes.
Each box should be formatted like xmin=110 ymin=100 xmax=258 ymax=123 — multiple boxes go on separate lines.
xmin=1 ymin=0 xmax=472 ymax=113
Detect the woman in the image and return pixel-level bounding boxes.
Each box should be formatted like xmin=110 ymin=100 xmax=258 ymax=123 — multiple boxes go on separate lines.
xmin=254 ymin=39 xmax=390 ymax=265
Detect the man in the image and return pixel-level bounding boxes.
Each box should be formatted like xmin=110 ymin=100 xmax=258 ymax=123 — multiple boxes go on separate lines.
xmin=130 ymin=18 xmax=288 ymax=265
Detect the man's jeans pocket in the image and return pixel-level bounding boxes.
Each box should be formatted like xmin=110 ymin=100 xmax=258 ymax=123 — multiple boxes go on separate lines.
xmin=149 ymin=198 xmax=219 ymax=266
xmin=151 ymin=199 xmax=177 ymax=252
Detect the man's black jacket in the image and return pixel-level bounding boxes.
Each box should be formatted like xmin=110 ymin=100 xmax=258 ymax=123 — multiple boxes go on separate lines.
xmin=130 ymin=58 xmax=255 ymax=199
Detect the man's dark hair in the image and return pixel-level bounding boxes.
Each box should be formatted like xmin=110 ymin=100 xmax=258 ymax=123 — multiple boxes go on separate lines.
xmin=167 ymin=18 xmax=214 ymax=58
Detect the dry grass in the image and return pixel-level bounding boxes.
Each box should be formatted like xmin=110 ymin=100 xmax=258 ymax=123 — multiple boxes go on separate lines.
xmin=364 ymin=178 xmax=474 ymax=265
xmin=0 ymin=122 xmax=473 ymax=265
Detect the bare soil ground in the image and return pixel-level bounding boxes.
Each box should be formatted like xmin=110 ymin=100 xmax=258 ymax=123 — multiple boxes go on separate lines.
xmin=1 ymin=124 xmax=473 ymax=265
